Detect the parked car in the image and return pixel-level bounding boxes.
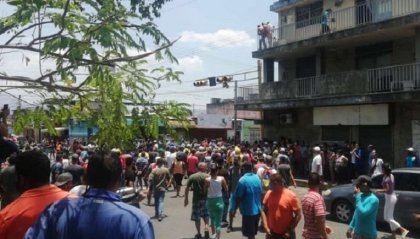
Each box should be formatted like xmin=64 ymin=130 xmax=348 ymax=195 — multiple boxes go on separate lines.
xmin=323 ymin=168 xmax=420 ymax=229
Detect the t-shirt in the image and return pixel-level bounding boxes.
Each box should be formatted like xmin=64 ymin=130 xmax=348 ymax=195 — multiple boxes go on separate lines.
xmin=278 ymin=164 xmax=292 ymax=186
xmin=372 ymin=158 xmax=383 ymax=177
xmin=186 ymin=155 xmax=199 ymax=173
xmin=149 ymin=167 xmax=170 ymax=192
xmin=311 ymin=154 xmax=323 ymax=176
xmin=382 ymin=174 xmax=395 ymax=194
xmin=166 ymin=153 xmax=176 ymax=169
xmin=0 ymin=185 xmax=72 ymax=239
xmin=187 ymin=172 xmax=208 ymax=203
xmin=235 ymin=172 xmax=262 ymax=216
xmin=302 ymin=190 xmax=327 ymax=239
xmin=51 ymin=162 xmax=64 ymax=183
xmin=263 ymin=188 xmax=300 ymax=235
xmin=65 ymin=164 xmax=84 ymax=185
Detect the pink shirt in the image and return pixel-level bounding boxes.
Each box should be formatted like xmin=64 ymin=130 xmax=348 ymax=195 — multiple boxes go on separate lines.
xmin=302 ymin=190 xmax=327 ymax=239
xmin=187 ymin=155 xmax=199 ymax=173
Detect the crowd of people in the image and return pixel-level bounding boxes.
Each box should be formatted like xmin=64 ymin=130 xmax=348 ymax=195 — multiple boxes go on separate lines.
xmin=1 ymin=133 xmax=419 ymax=238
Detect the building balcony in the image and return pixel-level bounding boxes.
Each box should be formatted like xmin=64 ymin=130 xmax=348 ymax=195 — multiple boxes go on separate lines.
xmin=256 ymin=0 xmax=420 ymax=55
xmin=237 ymin=62 xmax=420 ymax=109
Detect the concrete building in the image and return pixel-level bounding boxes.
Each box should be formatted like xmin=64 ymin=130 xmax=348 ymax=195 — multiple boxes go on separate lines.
xmin=238 ymin=0 xmax=420 ymax=167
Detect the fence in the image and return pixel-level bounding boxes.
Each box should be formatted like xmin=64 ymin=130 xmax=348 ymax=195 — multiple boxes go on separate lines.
xmin=264 ymin=0 xmax=420 ymax=48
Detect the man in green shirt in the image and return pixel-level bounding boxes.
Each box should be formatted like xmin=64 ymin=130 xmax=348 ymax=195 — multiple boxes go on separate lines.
xmin=149 ymin=157 xmax=170 ymax=221
xmin=184 ymin=162 xmax=210 ymax=239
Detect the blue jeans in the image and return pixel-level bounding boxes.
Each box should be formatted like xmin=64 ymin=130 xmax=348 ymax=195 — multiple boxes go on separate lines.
xmin=154 ymin=191 xmax=165 ymax=217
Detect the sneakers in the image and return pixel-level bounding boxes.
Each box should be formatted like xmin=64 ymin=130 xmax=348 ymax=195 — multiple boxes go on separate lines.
xmin=401 ymin=229 xmax=409 ymax=238
xmin=194 ymin=233 xmax=202 ymax=239
xmin=226 ymin=226 xmax=233 ymax=233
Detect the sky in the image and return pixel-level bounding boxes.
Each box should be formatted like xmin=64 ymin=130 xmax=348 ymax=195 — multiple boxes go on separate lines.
xmin=0 ymin=0 xmax=278 ymax=114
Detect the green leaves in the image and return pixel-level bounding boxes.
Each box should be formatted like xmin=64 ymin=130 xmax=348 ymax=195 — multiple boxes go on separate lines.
xmin=2 ymin=0 xmax=190 ymax=149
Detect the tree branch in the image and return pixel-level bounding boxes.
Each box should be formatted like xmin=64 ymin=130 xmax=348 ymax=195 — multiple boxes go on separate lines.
xmin=28 ymin=0 xmax=71 ymax=46
xmin=5 ymin=21 xmax=54 ymax=45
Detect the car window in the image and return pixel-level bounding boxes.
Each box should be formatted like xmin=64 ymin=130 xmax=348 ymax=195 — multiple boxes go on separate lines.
xmin=371 ymin=174 xmax=384 ymax=189
xmin=396 ymin=172 xmax=420 ymax=192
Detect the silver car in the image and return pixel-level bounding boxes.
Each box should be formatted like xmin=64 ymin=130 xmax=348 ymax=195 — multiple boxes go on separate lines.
xmin=323 ymin=168 xmax=420 ymax=229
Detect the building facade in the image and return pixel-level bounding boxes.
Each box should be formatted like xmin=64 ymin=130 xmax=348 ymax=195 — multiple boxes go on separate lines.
xmin=239 ymin=0 xmax=420 ymax=167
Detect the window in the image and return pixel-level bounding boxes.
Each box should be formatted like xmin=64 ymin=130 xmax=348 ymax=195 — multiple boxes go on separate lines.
xmin=296 ymin=1 xmax=323 ymax=28
xmin=395 ymin=173 xmax=420 ymax=192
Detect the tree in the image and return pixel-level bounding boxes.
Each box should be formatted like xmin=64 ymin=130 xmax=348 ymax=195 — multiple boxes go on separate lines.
xmin=0 ymin=0 xmax=191 ymax=148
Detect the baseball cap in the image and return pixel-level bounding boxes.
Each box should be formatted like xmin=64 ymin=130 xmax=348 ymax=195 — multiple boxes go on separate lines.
xmin=313 ymin=146 xmax=321 ymax=152
xmin=55 ymin=172 xmax=73 ymax=187
xmin=407 ymin=147 xmax=415 ymax=152
xmin=353 ymin=175 xmax=372 ymax=188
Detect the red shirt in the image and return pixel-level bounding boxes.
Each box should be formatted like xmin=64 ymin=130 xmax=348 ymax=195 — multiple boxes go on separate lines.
xmin=301 ymin=190 xmax=327 ymax=239
xmin=0 ymin=185 xmax=73 ymax=239
xmin=186 ymin=155 xmax=199 ymax=173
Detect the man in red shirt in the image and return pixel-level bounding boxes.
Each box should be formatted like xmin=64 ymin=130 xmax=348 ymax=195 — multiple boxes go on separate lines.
xmin=0 ymin=151 xmax=73 ymax=239
xmin=302 ymin=173 xmax=331 ymax=239
xmin=186 ymin=149 xmax=199 ymax=177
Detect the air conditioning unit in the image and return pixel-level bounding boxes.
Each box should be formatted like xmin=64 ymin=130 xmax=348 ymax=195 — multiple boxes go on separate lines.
xmin=279 ymin=113 xmax=293 ymax=124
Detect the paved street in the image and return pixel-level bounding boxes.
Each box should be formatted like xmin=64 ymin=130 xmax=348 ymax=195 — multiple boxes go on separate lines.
xmin=141 ymin=184 xmax=419 ymax=239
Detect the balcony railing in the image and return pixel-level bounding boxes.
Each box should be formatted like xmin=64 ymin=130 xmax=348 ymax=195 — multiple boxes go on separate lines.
xmin=270 ymin=0 xmax=298 ymax=11
xmin=238 ymin=62 xmax=420 ymax=102
xmin=259 ymin=0 xmax=420 ymax=49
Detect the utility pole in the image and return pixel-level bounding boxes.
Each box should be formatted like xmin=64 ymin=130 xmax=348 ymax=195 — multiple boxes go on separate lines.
xmin=257 ymin=60 xmax=263 ymax=142
xmin=233 ymin=80 xmax=238 ymax=145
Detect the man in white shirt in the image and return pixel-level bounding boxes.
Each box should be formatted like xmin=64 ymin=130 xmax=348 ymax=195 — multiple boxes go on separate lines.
xmin=311 ymin=146 xmax=323 ymax=177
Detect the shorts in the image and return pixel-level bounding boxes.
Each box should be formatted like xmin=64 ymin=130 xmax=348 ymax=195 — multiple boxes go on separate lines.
xmin=173 ymin=173 xmax=183 ymax=186
xmin=191 ymin=199 xmax=209 ymax=221
xmin=241 ymin=214 xmax=260 ymax=237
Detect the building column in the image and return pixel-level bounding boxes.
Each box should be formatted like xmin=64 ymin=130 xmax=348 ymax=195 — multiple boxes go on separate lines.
xmin=264 ymin=58 xmax=275 ymax=83
xmin=316 ymin=48 xmax=325 ymax=76
xmin=416 ymin=27 xmax=420 ymax=63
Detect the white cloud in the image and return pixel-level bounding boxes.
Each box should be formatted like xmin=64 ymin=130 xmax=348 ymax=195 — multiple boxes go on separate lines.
xmin=177 ymin=55 xmax=203 ymax=73
xmin=179 ymin=29 xmax=255 ymax=48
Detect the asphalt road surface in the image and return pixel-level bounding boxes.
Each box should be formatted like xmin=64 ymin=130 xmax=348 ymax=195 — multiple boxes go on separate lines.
xmin=140 ymin=185 xmax=420 ymax=239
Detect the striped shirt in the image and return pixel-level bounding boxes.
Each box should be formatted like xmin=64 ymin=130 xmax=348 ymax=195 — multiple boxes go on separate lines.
xmin=302 ymin=190 xmax=327 ymax=239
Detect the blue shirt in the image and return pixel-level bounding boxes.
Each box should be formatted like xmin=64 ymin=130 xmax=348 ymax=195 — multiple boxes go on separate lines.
xmin=348 ymin=192 xmax=379 ymax=238
xmin=235 ymin=172 xmax=262 ymax=216
xmin=24 ymin=188 xmax=154 ymax=239
xmin=405 ymin=155 xmax=418 ymax=167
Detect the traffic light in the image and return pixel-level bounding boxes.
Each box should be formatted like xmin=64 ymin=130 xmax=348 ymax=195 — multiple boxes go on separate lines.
xmin=216 ymin=75 xmax=233 ymax=88
xmin=193 ymin=79 xmax=208 ymax=87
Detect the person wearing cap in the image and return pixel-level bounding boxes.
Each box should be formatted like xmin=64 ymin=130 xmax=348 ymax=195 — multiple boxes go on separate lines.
xmin=149 ymin=157 xmax=170 ymax=221
xmin=405 ymin=147 xmax=418 ymax=168
xmin=55 ymin=172 xmax=73 ymax=192
xmin=204 ymin=163 xmax=228 ymax=239
xmin=65 ymin=154 xmax=84 ymax=186
xmin=311 ymin=146 xmax=323 ymax=178
xmin=0 ymin=151 xmax=73 ymax=239
xmin=234 ymin=161 xmax=262 ymax=239
xmin=376 ymin=163 xmax=409 ymax=238
xmin=346 ymin=175 xmax=379 ymax=239
xmin=25 ymin=152 xmax=154 ymax=239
